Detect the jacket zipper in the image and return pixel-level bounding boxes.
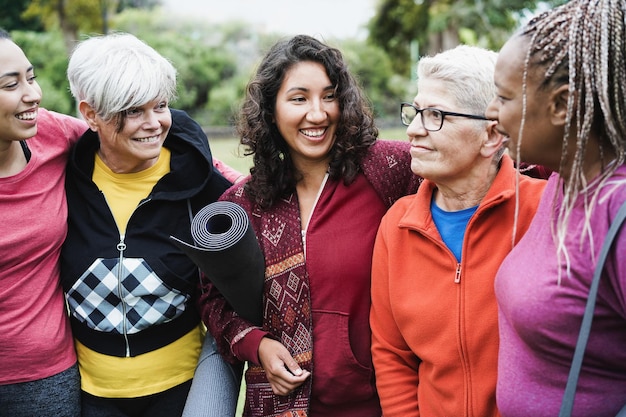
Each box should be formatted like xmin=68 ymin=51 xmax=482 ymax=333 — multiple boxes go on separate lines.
xmin=116 ymin=234 xmax=131 ymax=357
xmin=115 ymin=198 xmax=151 ymax=357
xmin=454 ymin=263 xmax=461 ymax=283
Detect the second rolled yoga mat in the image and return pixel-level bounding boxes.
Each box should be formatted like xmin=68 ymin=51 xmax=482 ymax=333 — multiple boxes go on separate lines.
xmin=171 ymin=201 xmax=264 ymax=325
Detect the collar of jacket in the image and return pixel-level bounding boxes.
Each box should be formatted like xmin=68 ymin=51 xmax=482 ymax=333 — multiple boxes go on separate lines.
xmin=399 ymin=153 xmax=517 ymax=231
xmin=70 ymin=108 xmax=215 ymax=202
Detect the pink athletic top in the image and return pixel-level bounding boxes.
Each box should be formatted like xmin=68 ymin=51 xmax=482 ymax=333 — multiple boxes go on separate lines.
xmin=0 ymin=109 xmax=86 ymax=384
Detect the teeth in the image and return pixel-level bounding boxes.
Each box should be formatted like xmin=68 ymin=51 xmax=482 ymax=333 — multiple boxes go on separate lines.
xmin=301 ymin=128 xmax=325 ymax=138
xmin=134 ymin=136 xmax=159 ymax=143
xmin=16 ymin=111 xmax=37 ymax=120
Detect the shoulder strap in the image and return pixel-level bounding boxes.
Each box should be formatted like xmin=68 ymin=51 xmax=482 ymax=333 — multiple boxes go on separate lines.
xmin=559 ymin=199 xmax=626 ymax=417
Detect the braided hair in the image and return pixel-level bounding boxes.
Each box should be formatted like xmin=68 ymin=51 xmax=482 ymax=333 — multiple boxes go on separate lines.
xmin=518 ymin=0 xmax=626 ymax=277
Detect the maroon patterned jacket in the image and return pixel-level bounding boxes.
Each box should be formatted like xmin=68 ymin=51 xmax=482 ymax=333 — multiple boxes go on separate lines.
xmin=200 ymin=139 xmax=421 ymax=416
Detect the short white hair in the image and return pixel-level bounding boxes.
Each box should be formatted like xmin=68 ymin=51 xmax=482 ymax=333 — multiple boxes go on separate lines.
xmin=67 ymin=32 xmax=177 ymax=122
xmin=417 ymin=44 xmax=497 ymax=114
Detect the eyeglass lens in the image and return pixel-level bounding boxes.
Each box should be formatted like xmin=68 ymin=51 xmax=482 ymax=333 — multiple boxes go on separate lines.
xmin=401 ymin=105 xmax=443 ymax=131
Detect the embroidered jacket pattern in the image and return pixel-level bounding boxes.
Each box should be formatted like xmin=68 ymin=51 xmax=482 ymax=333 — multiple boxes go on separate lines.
xmin=201 ymin=139 xmax=422 ymax=417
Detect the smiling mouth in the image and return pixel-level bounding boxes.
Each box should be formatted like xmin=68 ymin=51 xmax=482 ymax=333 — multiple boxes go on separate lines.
xmin=133 ymin=135 xmax=160 ymax=143
xmin=300 ymin=128 xmax=326 ymax=138
xmin=16 ymin=110 xmax=37 ymax=120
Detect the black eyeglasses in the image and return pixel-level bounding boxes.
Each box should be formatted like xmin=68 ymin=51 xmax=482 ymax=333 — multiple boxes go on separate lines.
xmin=400 ymin=102 xmax=488 ymax=131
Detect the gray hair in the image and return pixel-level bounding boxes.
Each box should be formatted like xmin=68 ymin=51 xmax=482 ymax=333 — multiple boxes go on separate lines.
xmin=417 ymin=44 xmax=498 ymax=115
xmin=67 ymin=32 xmax=177 ymax=123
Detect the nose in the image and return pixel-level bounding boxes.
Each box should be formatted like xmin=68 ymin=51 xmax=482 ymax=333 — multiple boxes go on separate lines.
xmin=22 ymin=80 xmax=42 ymax=104
xmin=142 ymin=110 xmax=161 ymax=129
xmin=485 ymin=97 xmax=498 ymax=121
xmin=306 ymin=100 xmax=328 ymax=123
xmin=406 ymin=115 xmax=427 ymax=139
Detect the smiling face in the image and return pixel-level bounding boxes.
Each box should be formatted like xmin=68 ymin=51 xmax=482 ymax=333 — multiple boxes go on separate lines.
xmin=0 ymin=39 xmax=42 ymax=144
xmin=407 ymin=77 xmax=491 ymax=183
xmin=486 ymin=35 xmax=565 ymax=170
xmin=81 ymin=99 xmax=172 ymax=173
xmin=274 ymin=61 xmax=340 ymax=172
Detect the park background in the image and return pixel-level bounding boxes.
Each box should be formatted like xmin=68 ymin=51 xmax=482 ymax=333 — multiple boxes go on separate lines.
xmin=2 ymin=0 xmax=566 ymax=174
xmin=2 ymin=0 xmax=566 ymax=414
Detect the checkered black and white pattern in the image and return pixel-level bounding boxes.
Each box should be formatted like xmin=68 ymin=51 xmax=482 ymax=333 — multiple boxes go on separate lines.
xmin=66 ymin=258 xmax=189 ymax=334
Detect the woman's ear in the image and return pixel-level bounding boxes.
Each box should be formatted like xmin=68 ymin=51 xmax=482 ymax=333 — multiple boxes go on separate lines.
xmin=481 ymin=120 xmax=506 ymax=158
xmin=78 ymin=101 xmax=99 ymax=132
xmin=550 ymin=84 xmax=569 ymax=126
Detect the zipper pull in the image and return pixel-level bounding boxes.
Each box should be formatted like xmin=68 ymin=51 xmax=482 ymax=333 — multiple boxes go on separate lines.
xmin=117 ymin=235 xmax=126 ymax=258
xmin=116 ymin=235 xmax=131 ymax=357
xmin=454 ymin=263 xmax=461 ymax=284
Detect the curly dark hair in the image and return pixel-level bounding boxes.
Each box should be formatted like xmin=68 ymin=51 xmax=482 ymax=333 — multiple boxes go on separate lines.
xmin=236 ymin=34 xmax=378 ymax=210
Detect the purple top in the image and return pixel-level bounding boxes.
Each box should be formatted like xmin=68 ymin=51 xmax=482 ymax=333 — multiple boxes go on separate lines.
xmin=495 ymin=166 xmax=626 ymax=417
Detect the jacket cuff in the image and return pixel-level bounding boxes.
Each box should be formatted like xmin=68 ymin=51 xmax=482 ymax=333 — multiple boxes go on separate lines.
xmin=233 ymin=328 xmax=270 ymax=365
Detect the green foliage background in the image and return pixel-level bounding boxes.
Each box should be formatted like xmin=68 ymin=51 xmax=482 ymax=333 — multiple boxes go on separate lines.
xmin=2 ymin=0 xmax=565 ymax=129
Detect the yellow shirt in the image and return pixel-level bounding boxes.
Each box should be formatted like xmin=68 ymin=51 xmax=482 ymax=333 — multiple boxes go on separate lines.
xmin=78 ymin=148 xmax=201 ymax=397
xmin=76 ymin=327 xmax=203 ymax=397
xmin=93 ymin=148 xmax=171 ymax=234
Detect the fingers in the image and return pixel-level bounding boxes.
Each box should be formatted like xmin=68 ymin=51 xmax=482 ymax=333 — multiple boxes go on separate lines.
xmin=258 ymin=337 xmax=311 ymax=396
xmin=269 ymin=367 xmax=310 ymax=395
xmin=281 ymin=353 xmax=305 ymax=377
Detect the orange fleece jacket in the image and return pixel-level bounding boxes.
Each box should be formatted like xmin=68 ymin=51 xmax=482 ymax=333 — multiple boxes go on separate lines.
xmin=370 ymin=155 xmax=546 ymax=417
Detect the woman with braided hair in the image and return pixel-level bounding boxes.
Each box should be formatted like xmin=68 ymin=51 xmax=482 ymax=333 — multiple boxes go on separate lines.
xmin=486 ymin=0 xmax=626 ymax=416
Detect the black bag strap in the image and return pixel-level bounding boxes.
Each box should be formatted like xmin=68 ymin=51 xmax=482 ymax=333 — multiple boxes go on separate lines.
xmin=559 ymin=199 xmax=626 ymax=417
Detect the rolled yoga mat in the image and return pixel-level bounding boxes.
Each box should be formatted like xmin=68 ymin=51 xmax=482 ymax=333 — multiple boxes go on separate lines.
xmin=170 ymin=201 xmax=264 ymax=325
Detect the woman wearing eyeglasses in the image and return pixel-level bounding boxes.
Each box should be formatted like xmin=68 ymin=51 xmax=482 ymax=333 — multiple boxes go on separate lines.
xmin=370 ymin=45 xmax=547 ymax=417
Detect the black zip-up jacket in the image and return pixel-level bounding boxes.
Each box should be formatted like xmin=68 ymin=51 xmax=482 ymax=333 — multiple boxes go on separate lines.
xmin=61 ymin=109 xmax=231 ymax=357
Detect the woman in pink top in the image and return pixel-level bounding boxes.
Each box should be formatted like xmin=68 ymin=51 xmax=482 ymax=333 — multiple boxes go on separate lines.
xmin=486 ymin=1 xmax=626 ymax=415
xmin=0 ymin=28 xmax=88 ymax=416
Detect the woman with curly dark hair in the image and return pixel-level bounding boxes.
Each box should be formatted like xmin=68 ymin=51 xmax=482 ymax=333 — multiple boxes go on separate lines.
xmin=195 ymin=34 xmax=420 ymax=416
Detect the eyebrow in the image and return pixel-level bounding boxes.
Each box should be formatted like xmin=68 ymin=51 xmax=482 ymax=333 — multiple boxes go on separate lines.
xmin=0 ymin=65 xmax=34 ymax=80
xmin=0 ymin=71 xmax=18 ymax=80
xmin=285 ymin=84 xmax=334 ymax=94
xmin=285 ymin=86 xmax=307 ymax=93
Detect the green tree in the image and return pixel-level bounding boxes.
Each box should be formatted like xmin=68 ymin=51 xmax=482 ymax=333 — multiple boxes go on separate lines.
xmin=340 ymin=39 xmax=407 ymax=121
xmin=23 ymin=0 xmax=112 ymax=54
xmin=114 ymin=8 xmax=239 ymax=124
xmin=11 ymin=30 xmax=75 ymax=114
xmin=21 ymin=0 xmax=161 ymax=54
xmin=368 ymin=0 xmax=565 ymax=76
xmin=0 ymin=1 xmax=44 ymax=31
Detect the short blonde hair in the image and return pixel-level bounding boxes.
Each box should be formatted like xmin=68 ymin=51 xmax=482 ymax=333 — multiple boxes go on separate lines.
xmin=67 ymin=32 xmax=177 ymax=122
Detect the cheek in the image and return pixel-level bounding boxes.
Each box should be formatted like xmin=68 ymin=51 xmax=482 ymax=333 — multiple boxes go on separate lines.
xmin=98 ymin=130 xmax=120 ymax=149
xmin=160 ymin=114 xmax=172 ymax=131
xmin=326 ymin=102 xmax=341 ymax=124
xmin=273 ymin=106 xmax=301 ymax=136
xmin=33 ymin=82 xmax=43 ymax=97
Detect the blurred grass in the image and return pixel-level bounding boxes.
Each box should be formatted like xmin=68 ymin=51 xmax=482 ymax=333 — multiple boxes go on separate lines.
xmin=208 ymin=126 xmax=407 ymax=416
xmin=209 ymin=126 xmax=408 ymax=178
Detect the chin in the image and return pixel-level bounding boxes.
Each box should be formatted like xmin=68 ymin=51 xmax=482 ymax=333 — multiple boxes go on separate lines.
xmin=410 ymin=163 xmax=423 ymax=177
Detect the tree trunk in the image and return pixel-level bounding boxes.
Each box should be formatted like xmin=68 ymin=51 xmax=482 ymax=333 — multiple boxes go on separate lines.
xmin=426 ymin=26 xmax=460 ymax=56
xmin=56 ymin=0 xmax=79 ymax=56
